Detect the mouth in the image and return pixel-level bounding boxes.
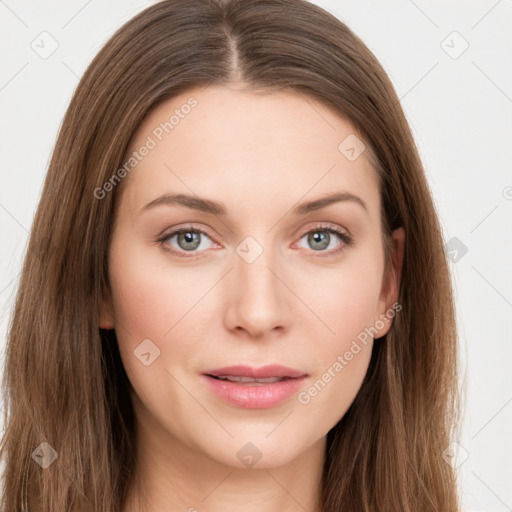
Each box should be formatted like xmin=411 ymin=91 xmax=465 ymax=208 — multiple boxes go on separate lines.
xmin=200 ymin=365 xmax=309 ymax=409
xmin=202 ymin=364 xmax=308 ymax=380
xmin=205 ymin=375 xmax=296 ymax=385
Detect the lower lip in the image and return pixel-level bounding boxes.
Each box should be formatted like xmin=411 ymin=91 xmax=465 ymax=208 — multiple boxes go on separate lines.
xmin=201 ymin=374 xmax=308 ymax=409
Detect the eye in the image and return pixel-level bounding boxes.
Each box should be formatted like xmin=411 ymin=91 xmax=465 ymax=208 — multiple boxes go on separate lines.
xmin=157 ymin=225 xmax=216 ymax=257
xmin=296 ymin=224 xmax=353 ymax=256
xmin=156 ymin=223 xmax=353 ymax=258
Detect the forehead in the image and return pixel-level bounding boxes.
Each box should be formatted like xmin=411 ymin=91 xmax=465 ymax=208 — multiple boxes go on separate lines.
xmin=118 ymin=85 xmax=380 ymax=219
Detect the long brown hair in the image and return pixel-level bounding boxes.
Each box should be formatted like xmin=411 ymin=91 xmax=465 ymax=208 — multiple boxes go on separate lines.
xmin=0 ymin=0 xmax=461 ymax=510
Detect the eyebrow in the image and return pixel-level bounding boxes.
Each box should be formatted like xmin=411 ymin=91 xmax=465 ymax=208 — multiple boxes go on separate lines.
xmin=139 ymin=191 xmax=368 ymax=216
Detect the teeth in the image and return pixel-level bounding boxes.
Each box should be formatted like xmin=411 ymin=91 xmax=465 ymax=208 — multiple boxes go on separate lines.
xmin=216 ymin=375 xmax=286 ymax=383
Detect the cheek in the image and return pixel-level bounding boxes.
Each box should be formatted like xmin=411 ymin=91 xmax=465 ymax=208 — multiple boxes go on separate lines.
xmin=292 ymin=257 xmax=381 ymax=423
xmin=296 ymin=340 xmax=373 ymax=432
xmin=295 ymin=273 xmax=378 ymax=426
xmin=109 ymin=239 xmax=205 ymax=341
xmin=107 ymin=240 xmax=207 ymax=393
xmin=108 ymin=242 xmax=206 ymax=422
xmin=303 ymin=257 xmax=383 ymax=347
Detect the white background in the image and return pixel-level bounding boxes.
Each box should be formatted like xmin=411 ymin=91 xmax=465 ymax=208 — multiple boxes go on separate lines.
xmin=1 ymin=1 xmax=511 ymax=510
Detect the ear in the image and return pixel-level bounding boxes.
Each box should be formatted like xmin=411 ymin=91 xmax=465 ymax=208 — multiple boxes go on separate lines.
xmin=373 ymin=227 xmax=405 ymax=339
xmin=99 ymin=285 xmax=115 ymax=330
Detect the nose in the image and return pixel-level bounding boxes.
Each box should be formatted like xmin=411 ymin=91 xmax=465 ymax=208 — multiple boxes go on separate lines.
xmin=223 ymin=242 xmax=289 ymax=338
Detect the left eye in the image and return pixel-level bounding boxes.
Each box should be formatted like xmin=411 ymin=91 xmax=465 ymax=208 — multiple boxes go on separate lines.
xmin=297 ymin=227 xmax=350 ymax=253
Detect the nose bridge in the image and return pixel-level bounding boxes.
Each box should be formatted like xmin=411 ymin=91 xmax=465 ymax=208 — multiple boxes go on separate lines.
xmin=236 ymin=233 xmax=281 ymax=301
xmin=226 ymin=233 xmax=287 ymax=335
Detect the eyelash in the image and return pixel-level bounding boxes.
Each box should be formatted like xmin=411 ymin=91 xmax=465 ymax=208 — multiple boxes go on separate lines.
xmin=156 ymin=223 xmax=353 ymax=259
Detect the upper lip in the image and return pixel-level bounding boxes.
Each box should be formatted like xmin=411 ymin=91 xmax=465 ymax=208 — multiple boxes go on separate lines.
xmin=203 ymin=365 xmax=307 ymax=379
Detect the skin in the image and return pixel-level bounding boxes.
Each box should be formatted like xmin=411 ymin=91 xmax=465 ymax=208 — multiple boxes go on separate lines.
xmin=100 ymin=83 xmax=405 ymax=512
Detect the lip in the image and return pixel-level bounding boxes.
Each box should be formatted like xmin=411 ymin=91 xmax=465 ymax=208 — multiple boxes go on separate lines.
xmin=201 ymin=365 xmax=309 ymax=409
xmin=203 ymin=364 xmax=307 ymax=379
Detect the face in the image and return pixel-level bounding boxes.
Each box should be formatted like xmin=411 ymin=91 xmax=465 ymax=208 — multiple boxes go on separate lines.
xmin=100 ymin=84 xmax=404 ymax=470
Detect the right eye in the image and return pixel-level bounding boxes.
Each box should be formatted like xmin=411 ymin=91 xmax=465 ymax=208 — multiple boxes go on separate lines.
xmin=157 ymin=225 xmax=218 ymax=257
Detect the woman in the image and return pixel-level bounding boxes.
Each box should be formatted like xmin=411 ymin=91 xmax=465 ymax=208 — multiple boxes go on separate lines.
xmin=0 ymin=0 xmax=461 ymax=511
